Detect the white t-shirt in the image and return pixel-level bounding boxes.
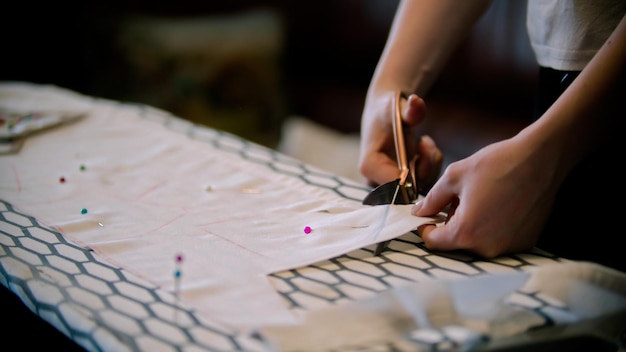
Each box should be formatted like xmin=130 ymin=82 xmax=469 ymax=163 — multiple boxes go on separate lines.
xmin=527 ymin=0 xmax=626 ymax=71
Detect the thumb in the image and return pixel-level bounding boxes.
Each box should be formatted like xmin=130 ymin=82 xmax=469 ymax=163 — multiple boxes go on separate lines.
xmin=418 ymin=220 xmax=458 ymax=252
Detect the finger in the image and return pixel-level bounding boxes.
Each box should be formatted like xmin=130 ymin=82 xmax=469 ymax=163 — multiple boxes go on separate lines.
xmin=445 ymin=198 xmax=459 ymax=223
xmin=416 ymin=135 xmax=443 ymax=187
xmin=416 ymin=223 xmax=435 ymax=239
xmin=402 ymin=94 xmax=426 ymax=125
xmin=411 ymin=174 xmax=457 ymax=217
xmin=418 ymin=222 xmax=460 ymax=252
xmin=361 ymin=152 xmax=401 ymax=187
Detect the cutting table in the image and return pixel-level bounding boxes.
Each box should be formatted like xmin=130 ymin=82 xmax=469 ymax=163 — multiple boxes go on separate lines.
xmin=1 ymin=81 xmax=624 ymax=352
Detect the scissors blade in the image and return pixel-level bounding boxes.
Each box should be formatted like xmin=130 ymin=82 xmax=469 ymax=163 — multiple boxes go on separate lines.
xmin=362 ymin=178 xmax=400 ymax=205
xmin=373 ymin=181 xmax=401 ymax=255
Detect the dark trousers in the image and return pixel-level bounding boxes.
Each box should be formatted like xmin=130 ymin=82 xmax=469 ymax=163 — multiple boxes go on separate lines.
xmin=533 ymin=67 xmax=625 ymax=272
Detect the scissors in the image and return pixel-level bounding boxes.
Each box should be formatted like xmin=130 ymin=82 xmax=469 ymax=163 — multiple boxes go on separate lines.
xmin=362 ymin=91 xmax=420 ymax=255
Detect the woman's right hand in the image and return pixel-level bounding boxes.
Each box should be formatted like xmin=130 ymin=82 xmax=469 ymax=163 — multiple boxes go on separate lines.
xmin=358 ymin=91 xmax=443 ymax=190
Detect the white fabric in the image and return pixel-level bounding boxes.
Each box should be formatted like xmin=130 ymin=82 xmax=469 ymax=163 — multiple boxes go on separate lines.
xmin=0 ymin=82 xmax=439 ymax=330
xmin=526 ymin=0 xmax=626 ymax=71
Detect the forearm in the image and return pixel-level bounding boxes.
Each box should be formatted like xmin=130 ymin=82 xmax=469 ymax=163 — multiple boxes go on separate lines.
xmin=369 ymin=0 xmax=492 ymax=97
xmin=518 ymin=14 xmax=626 ymax=185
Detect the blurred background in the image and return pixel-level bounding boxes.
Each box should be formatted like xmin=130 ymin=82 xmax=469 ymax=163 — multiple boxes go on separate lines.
xmin=2 ymin=0 xmax=538 ymax=183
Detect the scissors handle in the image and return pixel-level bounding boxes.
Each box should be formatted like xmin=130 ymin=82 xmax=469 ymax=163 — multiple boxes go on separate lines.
xmin=394 ymin=90 xmax=421 ymax=203
xmin=361 ymin=90 xmax=420 ymax=206
xmin=393 ymin=91 xmax=410 ymax=186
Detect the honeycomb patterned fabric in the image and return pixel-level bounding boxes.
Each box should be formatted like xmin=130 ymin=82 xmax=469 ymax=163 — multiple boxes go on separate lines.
xmin=1 ymin=82 xmax=624 ymax=351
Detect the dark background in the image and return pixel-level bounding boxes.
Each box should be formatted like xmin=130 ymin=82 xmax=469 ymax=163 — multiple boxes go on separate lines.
xmin=2 ymin=1 xmax=399 ymax=146
xmin=2 ymin=0 xmax=536 ymax=152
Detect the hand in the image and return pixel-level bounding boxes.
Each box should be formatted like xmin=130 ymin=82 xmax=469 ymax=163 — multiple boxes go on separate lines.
xmin=359 ymin=91 xmax=443 ymax=189
xmin=411 ymin=137 xmax=559 ymax=258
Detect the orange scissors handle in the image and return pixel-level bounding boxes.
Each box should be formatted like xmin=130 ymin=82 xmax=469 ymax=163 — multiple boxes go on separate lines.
xmin=393 ymin=91 xmax=410 ymax=187
xmin=361 ymin=91 xmax=419 ymax=206
xmin=393 ymin=91 xmax=419 ymax=203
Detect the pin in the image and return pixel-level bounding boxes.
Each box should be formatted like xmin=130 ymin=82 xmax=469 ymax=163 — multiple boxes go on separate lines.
xmin=241 ymin=188 xmax=261 ymax=194
xmin=174 ymin=253 xmax=183 ymax=294
xmin=173 ymin=253 xmax=183 ymax=321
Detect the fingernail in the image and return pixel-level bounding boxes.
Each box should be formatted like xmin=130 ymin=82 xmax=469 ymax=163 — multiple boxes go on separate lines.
xmin=421 ymin=134 xmax=435 ymax=147
xmin=411 ymin=200 xmax=422 ymax=215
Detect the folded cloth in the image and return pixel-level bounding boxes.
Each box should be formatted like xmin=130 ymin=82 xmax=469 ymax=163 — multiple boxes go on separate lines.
xmin=255 ymin=261 xmax=626 ymax=351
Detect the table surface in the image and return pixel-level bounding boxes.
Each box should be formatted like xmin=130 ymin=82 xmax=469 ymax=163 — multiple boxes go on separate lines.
xmin=3 ymin=82 xmax=619 ymax=352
